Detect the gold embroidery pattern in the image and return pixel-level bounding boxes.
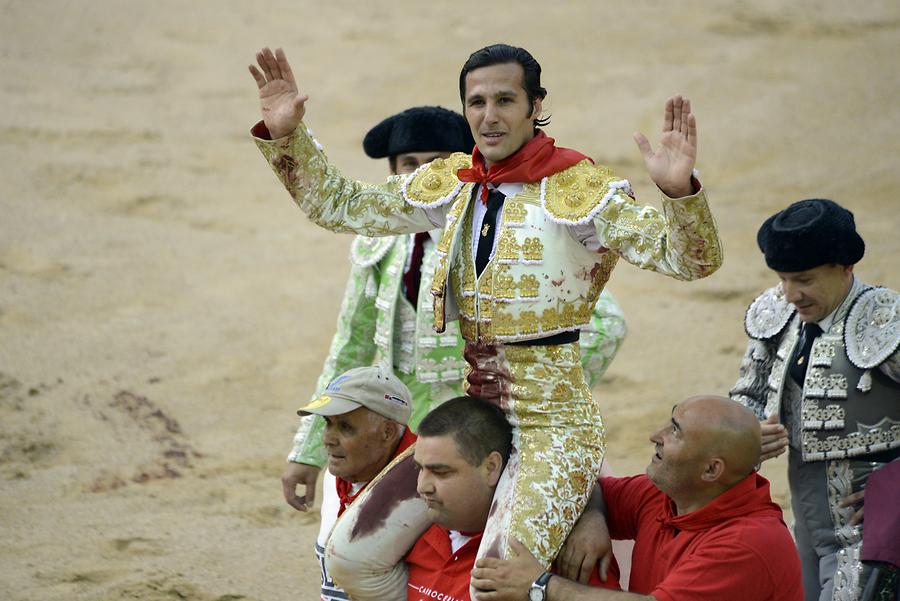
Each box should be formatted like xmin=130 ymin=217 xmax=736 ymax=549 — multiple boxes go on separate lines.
xmin=255 ymin=125 xmax=432 ymax=237
xmin=431 ymin=191 xmax=472 ymax=331
xmin=597 ymin=199 xmax=666 ymax=258
xmin=437 ymin=193 xmax=470 ymax=255
xmin=453 ymin=206 xmax=479 ymax=321
xmin=446 ymin=176 xmax=627 ymax=343
xmin=501 ymin=343 xmax=605 ymax=566
xmin=661 ymin=192 xmax=724 ymax=280
xmin=495 ymin=231 xmax=545 ymax=265
xmin=462 ymin=299 xmax=602 ymax=342
xmin=543 ymin=161 xmax=615 ymax=223
xmin=521 ymin=237 xmax=544 ymax=263
xmin=496 ymin=230 xmax=521 ymax=262
xmin=405 ymin=154 xmax=472 ymax=206
xmin=503 ymin=200 xmax=528 ymax=225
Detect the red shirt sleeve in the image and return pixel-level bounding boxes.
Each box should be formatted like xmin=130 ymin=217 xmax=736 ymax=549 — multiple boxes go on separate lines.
xmin=599 ymin=476 xmax=661 ymax=541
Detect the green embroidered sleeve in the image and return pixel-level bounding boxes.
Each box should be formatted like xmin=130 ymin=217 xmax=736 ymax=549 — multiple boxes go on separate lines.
xmin=254 ymin=125 xmax=438 ymax=236
xmin=286 ymin=261 xmax=380 ymax=466
xmin=580 ymin=289 xmax=628 ymax=388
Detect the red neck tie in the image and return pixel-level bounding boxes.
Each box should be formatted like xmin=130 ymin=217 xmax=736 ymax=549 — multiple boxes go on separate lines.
xmin=403 ymin=232 xmax=429 ymax=307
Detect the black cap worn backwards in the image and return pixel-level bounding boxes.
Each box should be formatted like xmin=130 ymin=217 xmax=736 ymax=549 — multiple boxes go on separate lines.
xmin=757 ymin=198 xmax=865 ymax=272
xmin=362 ymin=106 xmax=474 ymax=159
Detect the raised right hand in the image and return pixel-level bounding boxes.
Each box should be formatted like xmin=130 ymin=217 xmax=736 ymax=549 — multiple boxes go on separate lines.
xmin=248 ymin=47 xmax=309 ymax=139
xmin=281 ymin=461 xmax=321 ymax=512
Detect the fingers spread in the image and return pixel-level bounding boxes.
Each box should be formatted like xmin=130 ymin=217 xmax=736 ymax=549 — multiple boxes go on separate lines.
xmin=248 ymin=65 xmax=266 ymax=89
xmin=633 ymin=132 xmax=652 ymax=159
xmin=276 ymin=47 xmax=297 ymax=86
xmin=671 ymin=95 xmax=683 ymax=134
xmin=257 ymin=47 xmax=277 ymax=81
xmin=263 ymin=47 xmax=283 ymax=81
xmin=663 ymin=97 xmax=675 ymax=132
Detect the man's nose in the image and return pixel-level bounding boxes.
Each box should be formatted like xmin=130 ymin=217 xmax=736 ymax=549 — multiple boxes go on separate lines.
xmin=323 ymin=428 xmax=337 ymax=447
xmin=484 ymin=101 xmax=499 ymax=123
xmin=416 ymin=472 xmax=432 ymax=495
xmin=782 ymin=281 xmax=801 ymax=303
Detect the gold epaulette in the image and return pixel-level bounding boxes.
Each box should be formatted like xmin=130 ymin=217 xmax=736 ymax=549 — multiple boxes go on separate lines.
xmin=401 ymin=153 xmax=472 ymax=208
xmin=543 ymin=160 xmax=631 ymax=225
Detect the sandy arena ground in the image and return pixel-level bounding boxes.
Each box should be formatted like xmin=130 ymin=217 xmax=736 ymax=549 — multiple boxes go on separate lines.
xmin=1 ymin=1 xmax=898 ymax=599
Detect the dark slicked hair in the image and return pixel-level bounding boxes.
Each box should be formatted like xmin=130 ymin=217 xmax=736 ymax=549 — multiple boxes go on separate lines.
xmin=458 ymin=43 xmax=550 ymax=128
xmin=417 ymin=396 xmax=513 ymax=467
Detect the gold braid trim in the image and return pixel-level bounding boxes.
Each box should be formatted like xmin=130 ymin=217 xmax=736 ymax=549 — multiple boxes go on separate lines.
xmin=543 ymin=161 xmax=629 ymax=225
xmin=402 ymin=153 xmax=473 ymax=208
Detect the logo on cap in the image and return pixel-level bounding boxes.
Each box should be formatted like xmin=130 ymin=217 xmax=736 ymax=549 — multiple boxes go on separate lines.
xmin=305 ymin=395 xmax=332 ymax=409
xmin=327 ymin=374 xmax=351 ymax=392
xmin=384 ymin=394 xmax=409 ymax=407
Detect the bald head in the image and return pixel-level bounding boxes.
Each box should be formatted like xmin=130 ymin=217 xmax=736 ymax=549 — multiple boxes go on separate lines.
xmin=679 ymin=395 xmax=761 ymax=483
xmin=648 ymin=394 xmax=763 ymax=514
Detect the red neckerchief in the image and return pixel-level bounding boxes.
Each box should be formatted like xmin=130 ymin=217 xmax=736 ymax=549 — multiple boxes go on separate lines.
xmin=335 ymin=427 xmax=418 ymax=516
xmin=456 ymin=130 xmax=592 ymax=203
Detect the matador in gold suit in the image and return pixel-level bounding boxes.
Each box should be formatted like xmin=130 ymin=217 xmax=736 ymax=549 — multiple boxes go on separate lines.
xmin=249 ymin=44 xmax=723 ymax=600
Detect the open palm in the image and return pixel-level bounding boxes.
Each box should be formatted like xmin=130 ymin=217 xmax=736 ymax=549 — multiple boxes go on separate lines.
xmin=248 ymin=47 xmax=309 ymax=139
xmin=634 ymin=95 xmax=697 ymax=198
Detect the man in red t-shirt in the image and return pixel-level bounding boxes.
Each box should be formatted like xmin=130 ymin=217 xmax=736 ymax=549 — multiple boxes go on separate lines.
xmin=407 ymin=396 xmax=621 ymax=601
xmin=472 ymin=395 xmax=803 ymax=601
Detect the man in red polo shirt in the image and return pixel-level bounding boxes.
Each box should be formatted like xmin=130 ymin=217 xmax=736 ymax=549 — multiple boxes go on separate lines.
xmin=472 ymin=395 xmax=803 ymax=601
xmin=408 ymin=396 xmax=621 ymax=601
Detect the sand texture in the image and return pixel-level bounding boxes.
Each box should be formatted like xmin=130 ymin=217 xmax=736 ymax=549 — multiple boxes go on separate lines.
xmin=1 ymin=1 xmax=898 ymax=599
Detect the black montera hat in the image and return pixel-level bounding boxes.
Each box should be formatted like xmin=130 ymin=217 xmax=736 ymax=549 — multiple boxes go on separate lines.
xmin=757 ymin=198 xmax=865 ymax=272
xmin=362 ymin=106 xmax=474 ymax=159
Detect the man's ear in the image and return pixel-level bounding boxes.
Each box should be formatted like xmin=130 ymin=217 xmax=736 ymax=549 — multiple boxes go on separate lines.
xmin=381 ymin=419 xmax=400 ymax=442
xmin=700 ymin=457 xmax=725 ymax=483
xmin=484 ymin=451 xmax=505 ymax=487
xmin=530 ymin=97 xmax=543 ymax=121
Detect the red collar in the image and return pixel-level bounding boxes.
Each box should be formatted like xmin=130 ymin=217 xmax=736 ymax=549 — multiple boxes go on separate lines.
xmin=657 ymin=472 xmax=784 ymax=532
xmin=457 ymin=130 xmax=591 ymax=203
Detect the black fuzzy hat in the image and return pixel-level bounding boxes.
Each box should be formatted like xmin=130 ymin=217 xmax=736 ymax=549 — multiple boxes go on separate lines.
xmin=757 ymin=198 xmax=865 ymax=272
xmin=362 ymin=106 xmax=474 ymax=159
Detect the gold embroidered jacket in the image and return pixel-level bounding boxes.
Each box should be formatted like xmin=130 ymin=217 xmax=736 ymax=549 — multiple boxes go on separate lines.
xmin=255 ymin=123 xmax=723 ymax=342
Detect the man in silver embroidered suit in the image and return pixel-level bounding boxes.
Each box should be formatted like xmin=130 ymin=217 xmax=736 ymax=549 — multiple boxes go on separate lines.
xmin=730 ymin=198 xmax=899 ymax=601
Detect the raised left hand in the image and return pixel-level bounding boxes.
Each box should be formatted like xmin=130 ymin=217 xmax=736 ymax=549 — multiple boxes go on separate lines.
xmin=471 ymin=538 xmax=543 ymax=601
xmin=633 ymin=95 xmax=697 ymax=198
